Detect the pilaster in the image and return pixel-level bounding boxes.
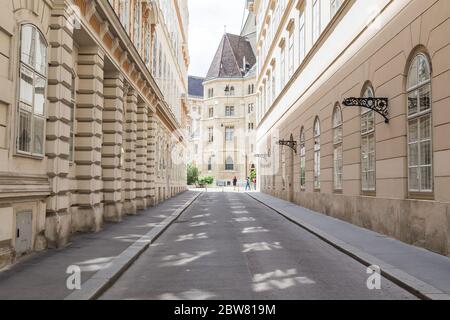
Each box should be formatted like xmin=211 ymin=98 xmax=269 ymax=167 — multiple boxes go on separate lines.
xmin=74 ymin=46 xmax=105 ymax=232
xmin=45 ymin=2 xmax=74 ymax=248
xmin=146 ymin=110 xmax=156 ymax=206
xmin=123 ymin=89 xmax=138 ymax=215
xmin=136 ymin=102 xmax=148 ymax=210
xmin=102 ymin=72 xmax=124 ymax=222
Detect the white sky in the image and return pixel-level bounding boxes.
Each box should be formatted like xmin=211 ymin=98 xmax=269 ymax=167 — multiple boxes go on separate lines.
xmin=188 ymin=0 xmax=248 ymax=77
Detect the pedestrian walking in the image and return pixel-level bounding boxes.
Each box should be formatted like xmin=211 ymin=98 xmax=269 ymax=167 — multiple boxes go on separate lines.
xmin=253 ymin=177 xmax=257 ymax=190
xmin=233 ymin=176 xmax=237 ymax=191
xmin=245 ymin=177 xmax=251 ymax=191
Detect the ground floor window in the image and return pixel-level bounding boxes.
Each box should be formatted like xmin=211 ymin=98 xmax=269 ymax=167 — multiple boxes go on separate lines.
xmin=225 ymin=156 xmax=234 ymax=171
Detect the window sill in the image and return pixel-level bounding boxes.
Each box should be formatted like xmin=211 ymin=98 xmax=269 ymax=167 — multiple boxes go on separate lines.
xmin=408 ymin=192 xmax=434 ymax=201
xmin=14 ymin=152 xmax=45 ymax=160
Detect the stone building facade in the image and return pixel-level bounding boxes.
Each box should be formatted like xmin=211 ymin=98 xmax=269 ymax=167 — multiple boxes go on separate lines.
xmin=254 ymin=0 xmax=450 ymax=256
xmin=0 ymin=0 xmax=189 ymax=268
xmin=186 ymin=76 xmax=203 ymax=167
xmin=200 ymin=30 xmax=257 ymax=186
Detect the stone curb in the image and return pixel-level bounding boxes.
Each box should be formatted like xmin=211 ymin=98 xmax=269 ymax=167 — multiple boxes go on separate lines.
xmin=246 ymin=193 xmax=450 ymax=301
xmin=65 ymin=192 xmax=203 ymax=300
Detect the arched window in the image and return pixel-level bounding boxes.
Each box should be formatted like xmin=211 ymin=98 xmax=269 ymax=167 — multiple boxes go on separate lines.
xmin=333 ymin=105 xmax=343 ymax=191
xmin=225 ymin=156 xmax=234 ymax=171
xmin=313 ymin=117 xmax=321 ymax=190
xmin=361 ymin=84 xmax=376 ymax=192
xmin=17 ymin=24 xmax=47 ymax=156
xmin=208 ymin=157 xmax=212 ymax=171
xmin=230 ymin=86 xmax=235 ymax=96
xmin=299 ymin=127 xmax=306 ymax=189
xmin=407 ymin=53 xmax=432 ymax=193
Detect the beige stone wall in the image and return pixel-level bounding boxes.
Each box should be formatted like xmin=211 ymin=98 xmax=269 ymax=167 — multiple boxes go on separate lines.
xmin=0 ymin=0 xmax=53 ymax=268
xmin=259 ymin=0 xmax=450 ymax=256
xmin=0 ymin=0 xmax=188 ymax=268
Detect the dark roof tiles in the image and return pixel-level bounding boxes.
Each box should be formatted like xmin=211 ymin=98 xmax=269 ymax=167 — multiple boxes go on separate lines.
xmin=188 ymin=76 xmax=205 ymax=97
xmin=205 ymin=33 xmax=256 ymax=80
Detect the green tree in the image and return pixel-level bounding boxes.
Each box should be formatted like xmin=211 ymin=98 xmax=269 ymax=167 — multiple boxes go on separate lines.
xmin=187 ymin=163 xmax=199 ymax=185
xmin=198 ymin=176 xmax=214 ymax=185
xmin=250 ymin=168 xmax=257 ymax=180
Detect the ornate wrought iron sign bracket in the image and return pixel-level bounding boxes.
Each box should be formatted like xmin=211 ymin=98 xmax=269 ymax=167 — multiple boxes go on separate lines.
xmin=342 ymin=97 xmax=389 ymax=123
xmin=277 ymin=140 xmax=298 ymax=154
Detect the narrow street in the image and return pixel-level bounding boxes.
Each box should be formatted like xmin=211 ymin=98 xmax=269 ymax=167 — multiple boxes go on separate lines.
xmin=100 ymin=192 xmax=415 ymax=300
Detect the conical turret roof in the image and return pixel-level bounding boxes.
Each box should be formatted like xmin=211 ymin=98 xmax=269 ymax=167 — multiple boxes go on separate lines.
xmin=205 ymin=33 xmax=256 ymax=80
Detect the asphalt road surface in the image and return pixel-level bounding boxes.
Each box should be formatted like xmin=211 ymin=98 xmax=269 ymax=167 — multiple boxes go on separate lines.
xmin=100 ymin=192 xmax=416 ymax=300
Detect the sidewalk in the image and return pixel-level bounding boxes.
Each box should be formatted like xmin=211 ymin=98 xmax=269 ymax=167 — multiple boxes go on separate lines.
xmin=247 ymin=192 xmax=450 ymax=300
xmin=0 ymin=191 xmax=201 ymax=300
